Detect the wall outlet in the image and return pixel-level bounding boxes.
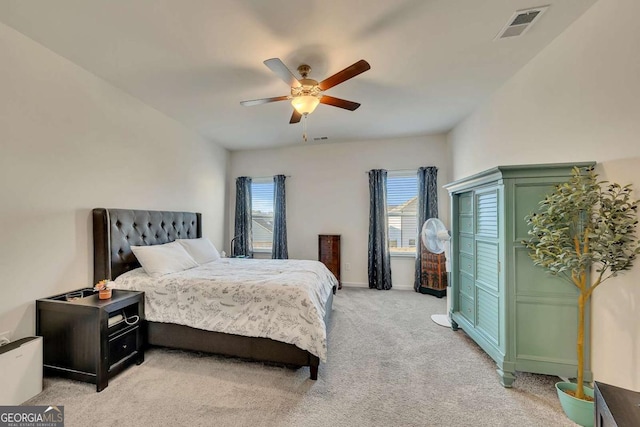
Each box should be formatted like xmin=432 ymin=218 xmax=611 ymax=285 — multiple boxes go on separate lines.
xmin=345 ymin=263 xmax=351 ymax=271
xmin=0 ymin=330 xmax=11 ymax=345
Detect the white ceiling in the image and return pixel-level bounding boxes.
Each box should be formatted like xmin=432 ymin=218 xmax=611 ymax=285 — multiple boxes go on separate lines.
xmin=0 ymin=0 xmax=597 ymax=150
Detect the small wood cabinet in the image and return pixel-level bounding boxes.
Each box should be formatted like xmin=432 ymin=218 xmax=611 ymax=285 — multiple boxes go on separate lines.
xmin=36 ymin=289 xmax=144 ymax=392
xmin=419 ymin=242 xmax=447 ymax=297
xmin=595 ymin=381 xmax=640 ymax=427
xmin=319 ymin=234 xmax=341 ymax=289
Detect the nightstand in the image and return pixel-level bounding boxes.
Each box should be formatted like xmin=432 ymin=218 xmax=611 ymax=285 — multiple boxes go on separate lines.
xmin=36 ymin=289 xmax=144 ymax=392
xmin=319 ymin=235 xmax=341 ymax=290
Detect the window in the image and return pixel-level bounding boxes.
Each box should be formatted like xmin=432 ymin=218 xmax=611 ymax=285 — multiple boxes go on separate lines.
xmin=387 ymin=171 xmax=418 ymax=254
xmin=251 ymin=179 xmax=274 ymax=251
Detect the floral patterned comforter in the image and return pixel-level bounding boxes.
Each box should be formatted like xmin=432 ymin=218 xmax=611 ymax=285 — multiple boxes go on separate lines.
xmin=112 ymin=258 xmax=337 ymax=361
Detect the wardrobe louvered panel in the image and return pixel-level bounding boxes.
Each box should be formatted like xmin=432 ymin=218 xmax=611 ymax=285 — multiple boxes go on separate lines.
xmin=476 ymin=241 xmax=499 ymax=292
xmin=477 ymin=288 xmax=500 ymax=345
xmin=476 ymin=190 xmax=498 ymax=237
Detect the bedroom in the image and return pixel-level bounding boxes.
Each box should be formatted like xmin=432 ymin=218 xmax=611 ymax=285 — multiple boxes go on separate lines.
xmin=1 ymin=0 xmax=639 ymax=425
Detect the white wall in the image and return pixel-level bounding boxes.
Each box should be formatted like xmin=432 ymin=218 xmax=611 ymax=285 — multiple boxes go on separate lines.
xmin=448 ymin=0 xmax=640 ymax=390
xmin=0 ymin=23 xmax=228 ymax=340
xmin=228 ymin=135 xmax=450 ymax=290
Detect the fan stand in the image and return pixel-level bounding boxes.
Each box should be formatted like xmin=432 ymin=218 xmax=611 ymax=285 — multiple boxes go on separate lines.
xmin=431 ymin=313 xmax=451 ymax=328
xmin=431 ymin=271 xmax=452 ymax=328
xmin=421 ymin=219 xmax=452 ymax=328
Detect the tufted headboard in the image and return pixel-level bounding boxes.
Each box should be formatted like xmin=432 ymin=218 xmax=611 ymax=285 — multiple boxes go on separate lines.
xmin=92 ymin=208 xmax=202 ymax=283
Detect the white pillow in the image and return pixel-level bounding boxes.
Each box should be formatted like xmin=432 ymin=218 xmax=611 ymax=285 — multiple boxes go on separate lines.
xmin=176 ymin=237 xmax=221 ymax=264
xmin=130 ymin=241 xmax=199 ymax=278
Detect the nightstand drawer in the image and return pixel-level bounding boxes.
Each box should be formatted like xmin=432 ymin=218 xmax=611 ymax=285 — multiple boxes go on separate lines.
xmin=459 ymin=235 xmax=474 ymax=255
xmin=109 ymin=326 xmax=139 ymax=369
xmin=460 ymin=273 xmax=475 ymax=299
xmin=460 ymin=253 xmax=474 ymax=276
xmin=459 ymin=215 xmax=473 ymax=234
xmin=460 ymin=294 xmax=475 ymax=323
xmin=459 ymin=193 xmax=473 ymax=214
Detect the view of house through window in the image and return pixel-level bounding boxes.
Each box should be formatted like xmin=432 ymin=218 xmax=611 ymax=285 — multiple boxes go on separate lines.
xmin=387 ymin=171 xmax=418 ymax=254
xmin=251 ymin=179 xmax=274 ymax=251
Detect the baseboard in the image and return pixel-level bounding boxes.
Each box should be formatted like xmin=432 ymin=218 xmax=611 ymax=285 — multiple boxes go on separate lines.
xmin=341 ymin=282 xmax=367 ymax=288
xmin=341 ymin=282 xmax=414 ymax=291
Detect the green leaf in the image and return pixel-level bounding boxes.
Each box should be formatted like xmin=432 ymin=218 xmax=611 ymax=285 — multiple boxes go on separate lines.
xmin=522 ymin=166 xmax=640 ymax=287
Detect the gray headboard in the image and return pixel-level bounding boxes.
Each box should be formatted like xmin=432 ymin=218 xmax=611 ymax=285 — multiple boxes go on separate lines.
xmin=92 ymin=208 xmax=202 ymax=283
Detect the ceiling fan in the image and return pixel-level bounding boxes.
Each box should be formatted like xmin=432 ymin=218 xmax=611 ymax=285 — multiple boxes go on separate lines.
xmin=240 ymin=58 xmax=371 ymax=124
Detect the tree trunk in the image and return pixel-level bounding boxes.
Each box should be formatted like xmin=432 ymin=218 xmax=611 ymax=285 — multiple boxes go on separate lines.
xmin=575 ymin=292 xmax=586 ymax=400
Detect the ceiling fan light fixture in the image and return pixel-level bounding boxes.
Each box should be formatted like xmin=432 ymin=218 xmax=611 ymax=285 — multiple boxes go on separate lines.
xmin=291 ymin=95 xmax=320 ymax=115
xmin=240 ymin=58 xmax=370 ymax=124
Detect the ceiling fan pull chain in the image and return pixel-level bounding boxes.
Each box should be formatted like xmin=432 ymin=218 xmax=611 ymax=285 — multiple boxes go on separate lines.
xmin=302 ymin=113 xmax=308 ymax=142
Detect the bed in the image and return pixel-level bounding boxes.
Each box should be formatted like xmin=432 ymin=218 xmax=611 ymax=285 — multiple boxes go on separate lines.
xmin=92 ymin=208 xmax=336 ymax=379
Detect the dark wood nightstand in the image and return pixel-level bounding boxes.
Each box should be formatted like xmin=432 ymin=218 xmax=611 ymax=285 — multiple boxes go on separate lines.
xmin=36 ymin=289 xmax=145 ymax=392
xmin=319 ymin=234 xmax=341 ymax=290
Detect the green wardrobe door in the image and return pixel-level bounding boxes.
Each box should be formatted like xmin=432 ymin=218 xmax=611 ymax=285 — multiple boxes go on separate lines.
xmin=475 ymin=188 xmax=500 ymax=346
xmin=511 ymin=181 xmax=587 ymax=375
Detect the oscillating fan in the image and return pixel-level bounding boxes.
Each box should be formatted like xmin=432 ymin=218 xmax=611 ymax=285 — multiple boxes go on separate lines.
xmin=421 ymin=218 xmax=452 ymax=327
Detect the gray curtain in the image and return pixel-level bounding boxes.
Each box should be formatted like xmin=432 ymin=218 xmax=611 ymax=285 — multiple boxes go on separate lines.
xmin=272 ymin=174 xmax=288 ymax=259
xmin=414 ymin=167 xmax=439 ymax=291
xmin=233 ymin=176 xmax=253 ymax=257
xmin=368 ymin=169 xmax=392 ymax=290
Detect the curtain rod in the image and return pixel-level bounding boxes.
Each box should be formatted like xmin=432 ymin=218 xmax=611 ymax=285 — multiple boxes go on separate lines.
xmin=245 ymin=175 xmax=292 ymax=180
xmin=364 ymin=169 xmax=417 ymax=174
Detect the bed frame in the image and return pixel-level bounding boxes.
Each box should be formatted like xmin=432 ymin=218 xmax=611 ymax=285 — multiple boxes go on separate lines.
xmin=92 ymin=208 xmax=333 ymax=380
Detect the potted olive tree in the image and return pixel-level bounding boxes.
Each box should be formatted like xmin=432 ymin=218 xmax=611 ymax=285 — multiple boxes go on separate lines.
xmin=523 ymin=166 xmax=639 ymax=426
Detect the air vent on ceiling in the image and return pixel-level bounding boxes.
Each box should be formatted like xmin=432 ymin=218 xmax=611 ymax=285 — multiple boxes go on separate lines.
xmin=495 ymin=6 xmax=549 ymax=40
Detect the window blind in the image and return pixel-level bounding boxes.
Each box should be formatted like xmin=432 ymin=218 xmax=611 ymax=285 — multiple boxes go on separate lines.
xmin=386 ymin=171 xmax=418 ymax=253
xmin=251 ymin=179 xmax=274 ymax=251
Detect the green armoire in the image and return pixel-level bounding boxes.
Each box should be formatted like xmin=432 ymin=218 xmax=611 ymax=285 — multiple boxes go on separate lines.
xmin=444 ymin=163 xmax=594 ymax=387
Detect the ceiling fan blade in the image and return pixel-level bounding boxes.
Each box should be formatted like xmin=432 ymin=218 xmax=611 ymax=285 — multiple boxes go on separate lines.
xmin=289 ymin=110 xmax=302 ymax=124
xmin=318 ymin=59 xmax=371 ymax=91
xmin=240 ymin=96 xmax=289 ymax=107
xmin=264 ymin=58 xmax=302 ymax=88
xmin=320 ymin=95 xmax=361 ymax=111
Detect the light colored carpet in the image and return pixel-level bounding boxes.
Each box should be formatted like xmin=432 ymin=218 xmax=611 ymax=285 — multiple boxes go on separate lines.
xmin=26 ymin=288 xmax=578 ymax=426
